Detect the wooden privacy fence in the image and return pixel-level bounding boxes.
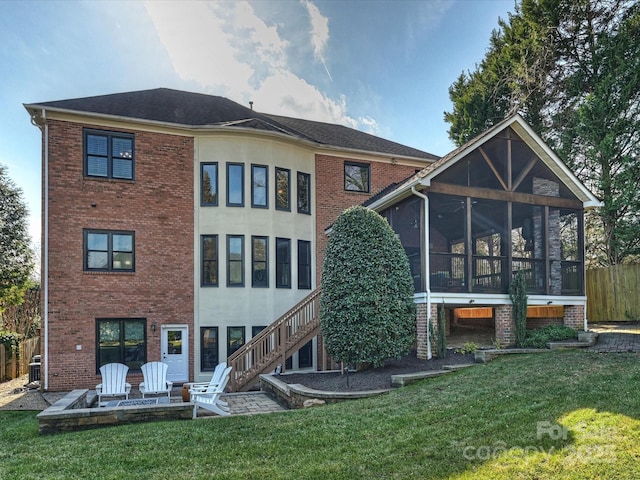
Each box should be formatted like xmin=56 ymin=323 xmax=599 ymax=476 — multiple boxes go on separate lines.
xmin=586 ymin=264 xmax=640 ymax=322
xmin=0 ymin=337 xmax=40 ymax=381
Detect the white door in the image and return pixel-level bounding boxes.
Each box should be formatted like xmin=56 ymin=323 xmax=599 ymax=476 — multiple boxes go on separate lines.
xmin=161 ymin=325 xmax=188 ymax=383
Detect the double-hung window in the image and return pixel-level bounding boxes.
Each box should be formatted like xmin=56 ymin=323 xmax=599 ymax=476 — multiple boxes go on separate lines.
xmin=275 ymin=167 xmax=290 ymax=211
xmin=84 ymin=230 xmax=134 ymax=272
xmin=276 ymin=237 xmax=291 ymax=288
xmin=344 ymin=161 xmax=370 ymax=193
xmin=297 ymin=172 xmax=311 ymax=214
xmin=251 ymin=165 xmax=268 ymax=208
xmin=200 ymin=327 xmax=218 ymax=372
xmin=297 ymin=240 xmax=312 ymax=289
xmin=227 ymin=163 xmax=244 ymax=206
xmin=251 ymin=236 xmax=269 ymax=288
xmin=227 ymin=235 xmax=244 ymax=287
xmin=227 ymin=326 xmax=245 ymax=357
xmin=84 ymin=129 xmax=134 ymax=180
xmin=96 ymin=318 xmax=146 ymax=371
xmin=201 ymin=163 xmax=218 ymax=206
xmin=202 ymin=235 xmax=219 ymax=286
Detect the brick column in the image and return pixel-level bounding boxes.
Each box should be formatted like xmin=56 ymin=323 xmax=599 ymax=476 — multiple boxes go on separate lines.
xmin=563 ymin=305 xmax=585 ymax=331
xmin=495 ymin=304 xmax=515 ymax=346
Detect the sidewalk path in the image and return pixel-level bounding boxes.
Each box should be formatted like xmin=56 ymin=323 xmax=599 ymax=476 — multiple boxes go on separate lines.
xmin=587 ymin=322 xmax=640 ymax=353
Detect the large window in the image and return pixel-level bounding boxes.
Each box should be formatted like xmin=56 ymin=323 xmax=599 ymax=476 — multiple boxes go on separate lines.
xmin=297 ymin=240 xmax=312 ymax=289
xmin=252 ymin=236 xmax=269 ymax=288
xmin=297 ymin=172 xmax=311 ymax=214
xmin=84 ymin=230 xmax=134 ymax=272
xmin=275 ymin=167 xmax=290 ymax=211
xmin=227 ymin=163 xmax=244 ymax=206
xmin=200 ymin=327 xmax=218 ymax=372
xmin=227 ymin=235 xmax=244 ymax=287
xmin=227 ymin=326 xmax=245 ymax=358
xmin=201 ymin=163 xmax=218 ymax=206
xmin=344 ymin=162 xmax=370 ymax=192
xmin=96 ymin=318 xmax=146 ymax=371
xmin=276 ymin=237 xmax=291 ymax=288
xmin=251 ymin=164 xmax=268 ymax=208
xmin=202 ymin=235 xmax=218 ymax=286
xmin=84 ymin=130 xmax=134 ymax=180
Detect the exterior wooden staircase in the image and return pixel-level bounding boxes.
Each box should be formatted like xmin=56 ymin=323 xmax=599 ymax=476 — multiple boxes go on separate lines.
xmin=226 ymin=288 xmax=322 ymax=392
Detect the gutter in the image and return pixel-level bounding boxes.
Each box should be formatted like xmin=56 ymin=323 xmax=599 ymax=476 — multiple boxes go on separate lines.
xmin=411 ymin=186 xmax=431 ymax=360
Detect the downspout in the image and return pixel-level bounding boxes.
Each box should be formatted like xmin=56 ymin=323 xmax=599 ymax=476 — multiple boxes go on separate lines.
xmin=42 ymin=109 xmax=49 ymax=390
xmin=411 ymin=186 xmax=431 ymax=360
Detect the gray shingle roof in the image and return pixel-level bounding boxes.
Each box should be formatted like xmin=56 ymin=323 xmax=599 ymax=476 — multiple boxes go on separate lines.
xmin=27 ymin=88 xmax=437 ymax=161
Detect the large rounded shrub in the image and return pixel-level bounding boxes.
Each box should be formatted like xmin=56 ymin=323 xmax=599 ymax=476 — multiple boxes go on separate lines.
xmin=320 ymin=205 xmax=416 ymax=368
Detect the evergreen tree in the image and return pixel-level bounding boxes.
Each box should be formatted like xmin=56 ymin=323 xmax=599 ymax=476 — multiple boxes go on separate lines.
xmin=0 ymin=164 xmax=34 ymax=311
xmin=320 ymin=206 xmax=416 ymax=368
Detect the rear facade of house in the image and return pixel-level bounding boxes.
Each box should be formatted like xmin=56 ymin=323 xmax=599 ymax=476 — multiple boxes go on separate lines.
xmin=25 ymin=88 xmax=437 ymax=392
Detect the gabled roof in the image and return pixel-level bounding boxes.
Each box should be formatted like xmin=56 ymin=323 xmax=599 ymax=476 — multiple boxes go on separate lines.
xmin=24 ymin=88 xmax=437 ymax=161
xmin=366 ymin=114 xmax=602 ymax=210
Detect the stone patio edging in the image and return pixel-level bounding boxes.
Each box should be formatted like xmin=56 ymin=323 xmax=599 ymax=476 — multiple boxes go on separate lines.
xmin=260 ymin=374 xmax=389 ymax=409
xmin=36 ymin=389 xmax=192 ymax=434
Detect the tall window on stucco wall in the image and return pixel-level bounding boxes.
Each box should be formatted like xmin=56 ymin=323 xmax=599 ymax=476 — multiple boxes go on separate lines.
xmin=201 ymin=163 xmax=218 ymax=206
xmin=200 ymin=327 xmax=218 ymax=372
xmin=276 ymin=237 xmax=291 ymax=288
xmin=227 ymin=235 xmax=245 ymax=287
xmin=297 ymin=240 xmax=312 ymax=289
xmin=275 ymin=167 xmax=290 ymax=211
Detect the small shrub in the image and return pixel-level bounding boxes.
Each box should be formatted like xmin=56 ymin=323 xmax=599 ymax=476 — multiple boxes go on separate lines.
xmin=455 ymin=342 xmax=478 ymax=355
xmin=522 ymin=324 xmax=578 ymax=349
xmin=492 ymin=338 xmax=505 ymax=349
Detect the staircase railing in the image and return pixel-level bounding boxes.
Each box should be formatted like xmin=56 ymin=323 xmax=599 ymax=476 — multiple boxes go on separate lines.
xmin=226 ymin=288 xmax=322 ymax=392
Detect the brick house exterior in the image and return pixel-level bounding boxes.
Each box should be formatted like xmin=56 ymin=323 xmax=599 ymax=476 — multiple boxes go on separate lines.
xmin=25 ymin=89 xmax=435 ymax=391
xmin=25 ymin=91 xmax=599 ymax=391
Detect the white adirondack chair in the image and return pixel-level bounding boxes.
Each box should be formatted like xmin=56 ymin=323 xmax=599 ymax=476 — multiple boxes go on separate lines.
xmin=96 ymin=363 xmax=131 ymax=406
xmin=139 ymin=361 xmax=173 ymax=399
xmin=190 ymin=365 xmax=232 ymax=419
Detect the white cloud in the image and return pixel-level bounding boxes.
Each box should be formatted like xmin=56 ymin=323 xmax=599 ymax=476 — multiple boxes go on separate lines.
xmin=301 ymin=0 xmax=332 ymax=81
xmin=144 ymin=0 xmax=374 ymax=131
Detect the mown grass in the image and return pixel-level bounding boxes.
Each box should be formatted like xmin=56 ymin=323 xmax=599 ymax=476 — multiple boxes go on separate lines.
xmin=1 ymin=350 xmax=639 ymax=479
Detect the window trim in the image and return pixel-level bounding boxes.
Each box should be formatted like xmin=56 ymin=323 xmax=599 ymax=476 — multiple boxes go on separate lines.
xmin=84 ymin=129 xmax=135 ymax=180
xmin=226 ymin=235 xmax=245 ymax=287
xmin=251 ymin=236 xmax=269 ymax=288
xmin=297 ymin=240 xmax=312 ymax=290
xmin=200 ymin=326 xmax=219 ymax=372
xmin=276 ymin=237 xmax=291 ymax=289
xmin=226 ymin=163 xmax=245 ymax=207
xmin=344 ymin=161 xmax=370 ymax=193
xmin=201 ymin=235 xmax=219 ymax=287
xmin=201 ymin=162 xmax=219 ymax=206
xmin=84 ymin=229 xmax=135 ymax=272
xmin=275 ymin=167 xmax=291 ymax=211
xmin=95 ymin=318 xmax=147 ymax=373
xmin=251 ymin=164 xmax=269 ymax=209
xmin=297 ymin=171 xmax=311 ymax=214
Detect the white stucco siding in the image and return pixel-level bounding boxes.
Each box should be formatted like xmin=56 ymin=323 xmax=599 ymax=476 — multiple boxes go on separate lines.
xmin=193 ymin=133 xmax=316 ymax=379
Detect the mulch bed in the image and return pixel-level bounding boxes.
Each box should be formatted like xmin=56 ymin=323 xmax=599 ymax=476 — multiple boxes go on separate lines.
xmin=278 ymin=350 xmax=475 ymax=391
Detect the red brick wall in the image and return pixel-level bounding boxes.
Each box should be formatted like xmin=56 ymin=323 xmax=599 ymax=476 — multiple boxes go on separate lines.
xmin=495 ymin=304 xmax=515 ymax=346
xmin=44 ymin=120 xmax=194 ymax=391
xmin=314 ymin=154 xmax=422 ymax=284
xmin=563 ymin=305 xmax=585 ymax=330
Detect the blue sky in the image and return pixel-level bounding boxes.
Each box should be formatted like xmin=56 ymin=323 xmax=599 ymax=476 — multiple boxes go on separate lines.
xmin=0 ymin=0 xmax=515 ymax=244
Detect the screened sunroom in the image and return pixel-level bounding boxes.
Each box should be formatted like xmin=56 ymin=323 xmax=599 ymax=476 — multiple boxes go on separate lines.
xmin=373 ymin=115 xmax=601 ymax=350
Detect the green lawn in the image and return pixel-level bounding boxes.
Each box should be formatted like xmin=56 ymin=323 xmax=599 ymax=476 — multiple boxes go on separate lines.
xmin=2 ymin=350 xmax=639 ymax=479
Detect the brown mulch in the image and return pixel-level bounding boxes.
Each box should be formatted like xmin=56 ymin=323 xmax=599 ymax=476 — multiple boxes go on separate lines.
xmin=279 ymin=350 xmax=475 ymax=391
